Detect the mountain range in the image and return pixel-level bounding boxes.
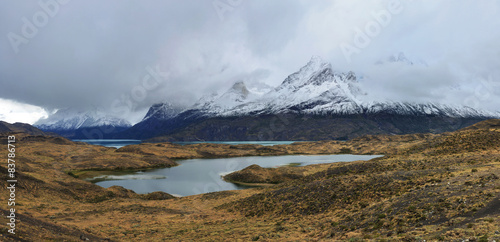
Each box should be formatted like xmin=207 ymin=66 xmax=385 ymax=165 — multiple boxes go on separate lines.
xmin=119 ymin=55 xmax=498 ymax=141
xmin=34 ymin=108 xmax=131 ymax=139
xmin=32 ymin=54 xmax=499 ymax=140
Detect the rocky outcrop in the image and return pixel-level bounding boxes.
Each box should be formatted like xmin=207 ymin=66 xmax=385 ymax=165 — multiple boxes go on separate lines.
xmin=223 ymin=164 xmax=303 ymax=185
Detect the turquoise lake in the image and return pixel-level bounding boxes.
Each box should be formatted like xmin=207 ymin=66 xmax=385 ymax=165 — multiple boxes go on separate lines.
xmin=73 ymin=139 xmax=299 ymax=149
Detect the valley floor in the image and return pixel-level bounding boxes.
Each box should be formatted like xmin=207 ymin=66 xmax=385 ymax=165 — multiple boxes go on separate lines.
xmin=1 ymin=120 xmax=500 ymax=241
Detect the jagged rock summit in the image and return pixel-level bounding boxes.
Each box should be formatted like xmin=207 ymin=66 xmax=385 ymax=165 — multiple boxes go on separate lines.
xmin=143 ymin=102 xmax=184 ymax=122
xmin=376 ymin=52 xmax=428 ymax=66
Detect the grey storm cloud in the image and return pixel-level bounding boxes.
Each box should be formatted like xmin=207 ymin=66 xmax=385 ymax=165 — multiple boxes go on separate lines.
xmin=1 ymin=0 xmax=500 ymax=123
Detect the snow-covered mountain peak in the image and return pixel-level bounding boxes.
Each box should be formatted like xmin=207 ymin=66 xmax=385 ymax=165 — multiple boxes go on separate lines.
xmin=388 ymin=52 xmax=413 ymax=65
xmin=143 ymin=102 xmax=183 ymax=121
xmin=278 ymin=56 xmax=333 ymax=89
xmin=229 ymin=81 xmax=250 ymax=99
xmin=244 ymin=56 xmax=366 ymax=115
xmin=376 ymin=52 xmax=428 ymax=66
xmin=308 ymin=55 xmax=329 ymax=68
xmin=246 ymin=82 xmax=274 ymax=95
xmin=216 ymin=81 xmax=254 ymax=105
xmin=187 ymin=56 xmax=370 ymax=116
xmin=343 ymin=71 xmax=367 ymax=98
xmin=192 ymin=81 xmax=264 ymax=114
xmin=35 ymin=108 xmax=131 ymax=131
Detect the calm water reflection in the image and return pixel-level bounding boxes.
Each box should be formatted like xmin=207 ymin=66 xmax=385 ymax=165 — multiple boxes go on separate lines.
xmin=94 ymin=154 xmax=382 ymax=196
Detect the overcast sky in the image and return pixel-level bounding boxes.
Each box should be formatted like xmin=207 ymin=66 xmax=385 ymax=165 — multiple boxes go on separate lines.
xmin=1 ymin=0 xmax=499 ymax=124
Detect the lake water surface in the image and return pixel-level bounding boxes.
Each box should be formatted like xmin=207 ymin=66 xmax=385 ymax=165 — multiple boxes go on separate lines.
xmin=93 ymin=154 xmax=382 ymax=196
xmin=73 ymin=139 xmax=299 ymax=148
xmin=72 ymin=139 xmax=142 ymax=148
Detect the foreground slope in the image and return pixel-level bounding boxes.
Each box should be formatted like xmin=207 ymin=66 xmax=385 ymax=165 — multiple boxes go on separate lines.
xmin=0 ymin=120 xmax=499 ymax=241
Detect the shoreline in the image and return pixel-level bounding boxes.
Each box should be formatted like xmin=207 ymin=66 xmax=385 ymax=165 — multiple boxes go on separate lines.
xmin=78 ymin=145 xmax=382 ymax=188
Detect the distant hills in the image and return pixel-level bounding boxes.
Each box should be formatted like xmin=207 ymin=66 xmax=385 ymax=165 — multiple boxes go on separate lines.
xmin=0 ymin=121 xmax=51 ymax=136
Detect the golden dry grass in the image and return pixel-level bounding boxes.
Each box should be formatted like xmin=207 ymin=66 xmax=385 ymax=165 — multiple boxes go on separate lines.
xmin=0 ymin=120 xmax=499 ymax=241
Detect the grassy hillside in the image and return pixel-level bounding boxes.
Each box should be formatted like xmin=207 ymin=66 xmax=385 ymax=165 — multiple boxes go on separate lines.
xmin=0 ymin=120 xmax=499 ymax=241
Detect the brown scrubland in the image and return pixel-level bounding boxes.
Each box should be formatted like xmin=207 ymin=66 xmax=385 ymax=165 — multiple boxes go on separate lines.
xmin=0 ymin=120 xmax=499 ymax=241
